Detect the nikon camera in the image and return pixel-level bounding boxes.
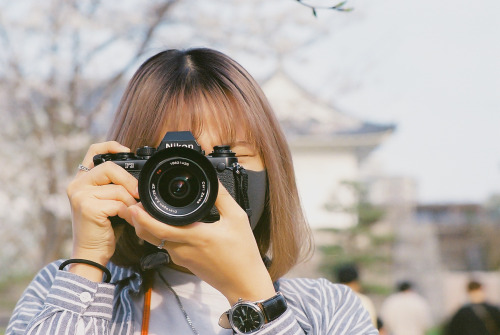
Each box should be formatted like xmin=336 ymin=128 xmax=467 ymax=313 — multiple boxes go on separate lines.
xmin=93 ymin=131 xmax=251 ymax=226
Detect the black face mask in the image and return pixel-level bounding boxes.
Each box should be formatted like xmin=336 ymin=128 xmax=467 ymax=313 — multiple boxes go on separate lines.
xmin=246 ymin=169 xmax=267 ymax=230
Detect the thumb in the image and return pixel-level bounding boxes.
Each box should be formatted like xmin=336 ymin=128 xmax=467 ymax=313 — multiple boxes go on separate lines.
xmin=129 ymin=203 xmax=186 ymax=242
xmin=214 ymin=181 xmax=247 ymax=220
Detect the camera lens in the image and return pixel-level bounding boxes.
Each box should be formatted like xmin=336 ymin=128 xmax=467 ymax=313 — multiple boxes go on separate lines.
xmin=138 ymin=147 xmax=218 ymax=226
xmin=169 ymin=177 xmax=190 ymax=198
xmin=158 ymin=169 xmax=200 ymax=207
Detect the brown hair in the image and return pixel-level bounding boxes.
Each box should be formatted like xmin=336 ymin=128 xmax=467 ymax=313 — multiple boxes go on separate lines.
xmin=107 ymin=48 xmax=312 ymax=281
xmin=467 ymin=280 xmax=482 ymax=292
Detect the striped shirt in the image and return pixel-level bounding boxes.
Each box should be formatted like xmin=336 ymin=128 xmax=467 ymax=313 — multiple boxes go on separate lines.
xmin=7 ymin=260 xmax=378 ymax=334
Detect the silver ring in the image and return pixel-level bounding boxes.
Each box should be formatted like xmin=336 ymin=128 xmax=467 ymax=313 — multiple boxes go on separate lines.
xmin=157 ymin=239 xmax=166 ymax=249
xmin=78 ymin=164 xmax=91 ymax=172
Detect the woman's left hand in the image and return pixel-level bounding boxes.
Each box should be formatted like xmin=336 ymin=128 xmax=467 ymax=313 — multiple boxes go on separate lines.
xmin=127 ymin=182 xmax=276 ymax=305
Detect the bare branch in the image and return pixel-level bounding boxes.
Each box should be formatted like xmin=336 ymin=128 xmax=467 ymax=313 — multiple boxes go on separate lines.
xmin=295 ymin=0 xmax=353 ymax=16
xmin=85 ymin=0 xmax=181 ymax=124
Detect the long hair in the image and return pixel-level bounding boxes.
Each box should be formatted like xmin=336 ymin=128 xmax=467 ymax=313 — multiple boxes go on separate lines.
xmin=107 ymin=48 xmax=312 ymax=280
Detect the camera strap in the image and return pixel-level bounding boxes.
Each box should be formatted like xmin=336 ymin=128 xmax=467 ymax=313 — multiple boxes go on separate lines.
xmin=233 ymin=166 xmax=252 ymax=218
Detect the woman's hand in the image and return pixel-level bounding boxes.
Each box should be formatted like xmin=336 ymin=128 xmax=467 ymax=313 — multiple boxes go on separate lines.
xmin=66 ymin=141 xmax=139 ymax=281
xmin=128 ymin=182 xmax=276 ymax=305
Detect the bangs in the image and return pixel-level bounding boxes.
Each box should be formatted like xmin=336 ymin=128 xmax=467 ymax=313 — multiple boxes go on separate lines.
xmin=159 ymin=86 xmax=259 ymax=149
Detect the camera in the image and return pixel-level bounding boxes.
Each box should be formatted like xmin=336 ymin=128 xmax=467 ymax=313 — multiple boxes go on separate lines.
xmin=93 ymin=131 xmax=251 ymax=226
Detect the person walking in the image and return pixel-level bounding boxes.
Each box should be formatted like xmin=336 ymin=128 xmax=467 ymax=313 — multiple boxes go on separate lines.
xmin=446 ymin=280 xmax=500 ymax=335
xmin=380 ymin=281 xmax=433 ymax=335
xmin=335 ymin=263 xmax=378 ymax=327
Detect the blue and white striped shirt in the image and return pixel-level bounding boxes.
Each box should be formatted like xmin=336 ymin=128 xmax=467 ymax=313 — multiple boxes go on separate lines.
xmin=7 ymin=260 xmax=378 ymax=334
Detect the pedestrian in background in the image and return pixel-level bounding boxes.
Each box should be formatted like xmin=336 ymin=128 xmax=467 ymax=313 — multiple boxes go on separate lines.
xmin=335 ymin=263 xmax=378 ymax=327
xmin=380 ymin=280 xmax=433 ymax=335
xmin=445 ymin=280 xmax=500 ymax=335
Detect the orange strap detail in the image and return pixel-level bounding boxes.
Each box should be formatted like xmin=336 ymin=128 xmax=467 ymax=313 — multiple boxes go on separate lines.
xmin=141 ymin=271 xmax=154 ymax=335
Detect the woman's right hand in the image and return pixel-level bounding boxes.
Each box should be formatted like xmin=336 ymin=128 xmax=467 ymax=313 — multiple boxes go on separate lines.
xmin=65 ymin=141 xmax=139 ymax=282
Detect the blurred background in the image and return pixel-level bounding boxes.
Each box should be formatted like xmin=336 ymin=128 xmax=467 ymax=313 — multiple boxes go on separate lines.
xmin=0 ymin=0 xmax=499 ymax=333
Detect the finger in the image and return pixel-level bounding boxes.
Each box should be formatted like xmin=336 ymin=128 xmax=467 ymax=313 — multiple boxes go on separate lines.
xmin=80 ymin=161 xmax=139 ymax=198
xmin=129 ymin=223 xmax=168 ymax=249
xmin=80 ymin=198 xmax=130 ymax=226
xmin=92 ymin=184 xmax=139 ymax=207
xmin=101 ymin=200 xmax=130 ymax=221
xmin=78 ymin=141 xmax=130 ymax=176
xmin=129 ymin=204 xmax=194 ymax=243
xmin=214 ymin=181 xmax=246 ymax=220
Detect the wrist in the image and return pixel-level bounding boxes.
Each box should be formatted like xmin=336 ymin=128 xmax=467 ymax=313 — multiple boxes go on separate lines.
xmin=71 ymin=248 xmax=112 ymax=267
xmin=219 ymin=292 xmax=288 ymax=333
xmin=61 ymin=258 xmax=112 ymax=283
xmin=68 ymin=263 xmax=107 ymax=283
xmin=67 ymin=249 xmax=112 ymax=283
xmin=227 ymin=284 xmax=276 ymax=306
xmin=224 ymin=267 xmax=276 ymax=305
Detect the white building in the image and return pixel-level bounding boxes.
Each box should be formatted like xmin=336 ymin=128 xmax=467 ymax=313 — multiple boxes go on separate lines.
xmin=263 ymin=72 xmax=395 ymax=229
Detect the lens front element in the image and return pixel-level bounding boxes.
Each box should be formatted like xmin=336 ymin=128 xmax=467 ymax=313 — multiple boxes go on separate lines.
xmin=158 ymin=169 xmax=199 ymax=207
xmin=138 ymin=148 xmax=219 ymax=226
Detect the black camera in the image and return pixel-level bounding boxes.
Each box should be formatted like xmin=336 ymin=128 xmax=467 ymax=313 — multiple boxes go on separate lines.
xmin=93 ymin=131 xmax=250 ymax=226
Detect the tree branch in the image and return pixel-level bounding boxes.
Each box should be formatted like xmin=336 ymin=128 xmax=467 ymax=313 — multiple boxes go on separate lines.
xmin=85 ymin=0 xmax=181 ymax=125
xmin=295 ymin=0 xmax=353 ymax=17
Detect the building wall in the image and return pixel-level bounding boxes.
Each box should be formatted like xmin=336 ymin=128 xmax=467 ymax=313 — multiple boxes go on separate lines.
xmin=291 ymin=147 xmax=359 ymax=229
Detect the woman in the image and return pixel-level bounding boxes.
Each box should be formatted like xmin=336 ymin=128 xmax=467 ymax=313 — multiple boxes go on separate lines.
xmin=7 ymin=48 xmax=377 ymax=334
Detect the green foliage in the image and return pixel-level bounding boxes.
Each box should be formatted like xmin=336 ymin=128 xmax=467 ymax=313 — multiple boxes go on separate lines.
xmin=344 ymin=180 xmax=385 ymax=227
xmin=317 ymin=180 xmax=393 ymax=295
xmin=362 ymin=283 xmax=393 ymax=296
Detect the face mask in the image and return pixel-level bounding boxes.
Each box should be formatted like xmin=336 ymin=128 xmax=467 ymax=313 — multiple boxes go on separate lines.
xmin=246 ymin=169 xmax=267 ymax=230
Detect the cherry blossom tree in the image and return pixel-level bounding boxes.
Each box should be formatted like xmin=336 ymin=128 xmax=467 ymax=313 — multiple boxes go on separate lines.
xmin=0 ymin=0 xmax=182 ymax=273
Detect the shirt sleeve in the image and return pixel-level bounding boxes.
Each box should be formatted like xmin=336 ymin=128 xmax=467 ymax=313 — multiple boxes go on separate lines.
xmin=256 ymin=278 xmax=379 ymax=335
xmin=6 ymin=261 xmax=115 ymax=335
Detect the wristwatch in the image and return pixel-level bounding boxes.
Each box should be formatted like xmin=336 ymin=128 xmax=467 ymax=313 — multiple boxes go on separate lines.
xmin=218 ymin=292 xmax=287 ymax=334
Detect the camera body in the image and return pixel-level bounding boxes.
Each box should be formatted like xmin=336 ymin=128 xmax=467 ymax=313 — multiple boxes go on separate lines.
xmin=94 ymin=131 xmax=250 ymax=226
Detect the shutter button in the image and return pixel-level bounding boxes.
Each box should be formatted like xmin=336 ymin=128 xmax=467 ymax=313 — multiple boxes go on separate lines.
xmin=80 ymin=292 xmax=92 ymax=303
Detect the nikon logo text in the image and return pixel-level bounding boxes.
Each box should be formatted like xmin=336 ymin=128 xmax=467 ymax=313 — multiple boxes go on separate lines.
xmin=165 ymin=143 xmax=194 ymax=149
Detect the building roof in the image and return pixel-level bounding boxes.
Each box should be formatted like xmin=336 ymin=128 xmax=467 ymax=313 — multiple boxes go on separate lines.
xmin=262 ymin=71 xmax=396 ymax=151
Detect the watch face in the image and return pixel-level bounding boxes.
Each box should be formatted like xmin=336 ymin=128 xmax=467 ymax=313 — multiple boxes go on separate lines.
xmin=231 ymin=303 xmax=264 ymax=334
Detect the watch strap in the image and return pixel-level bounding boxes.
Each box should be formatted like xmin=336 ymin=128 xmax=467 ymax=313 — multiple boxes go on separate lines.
xmin=260 ymin=292 xmax=287 ymax=322
xmin=218 ymin=292 xmax=288 ymax=331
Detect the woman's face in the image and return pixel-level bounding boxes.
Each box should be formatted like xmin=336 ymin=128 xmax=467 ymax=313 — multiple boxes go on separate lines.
xmin=159 ymin=109 xmax=267 ymax=229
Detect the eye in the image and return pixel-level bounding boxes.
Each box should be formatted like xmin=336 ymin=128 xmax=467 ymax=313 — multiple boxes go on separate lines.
xmin=231 ymin=142 xmax=264 ymax=171
xmin=231 ymin=145 xmax=256 ymax=158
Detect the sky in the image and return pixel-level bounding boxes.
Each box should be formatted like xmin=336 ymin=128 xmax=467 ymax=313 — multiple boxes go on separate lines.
xmin=283 ymin=0 xmax=500 ymax=204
